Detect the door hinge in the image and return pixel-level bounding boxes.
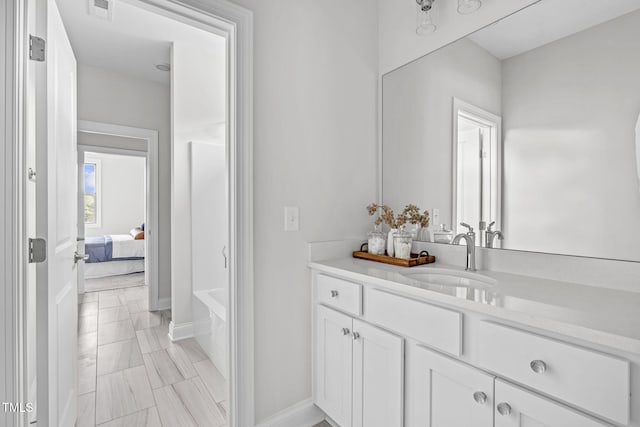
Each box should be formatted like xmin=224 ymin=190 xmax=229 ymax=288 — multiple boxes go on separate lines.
xmin=29 ymin=35 xmax=45 ymax=62
xmin=28 ymin=238 xmax=47 ymax=263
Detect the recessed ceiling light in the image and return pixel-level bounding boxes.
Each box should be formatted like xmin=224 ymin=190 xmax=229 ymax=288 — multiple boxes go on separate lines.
xmin=155 ymin=63 xmax=171 ymax=72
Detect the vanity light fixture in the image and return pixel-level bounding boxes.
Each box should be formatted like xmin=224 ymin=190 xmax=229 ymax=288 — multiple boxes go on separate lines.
xmin=416 ymin=0 xmax=437 ymax=36
xmin=457 ymin=0 xmax=482 ymax=15
xmin=416 ymin=0 xmax=435 ymax=12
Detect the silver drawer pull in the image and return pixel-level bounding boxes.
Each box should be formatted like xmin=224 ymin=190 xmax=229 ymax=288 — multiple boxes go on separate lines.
xmin=341 ymin=328 xmax=350 ymax=336
xmin=497 ymin=402 xmax=512 ymax=416
xmin=473 ymin=391 xmax=487 ymax=404
xmin=330 ymin=290 xmax=339 ymax=298
xmin=530 ymin=360 xmax=547 ymax=374
xmin=351 ymin=332 xmax=360 ymax=340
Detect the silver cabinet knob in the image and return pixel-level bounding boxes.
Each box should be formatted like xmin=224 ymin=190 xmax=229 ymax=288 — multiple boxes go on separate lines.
xmin=530 ymin=360 xmax=547 ymax=374
xmin=341 ymin=328 xmax=350 ymax=336
xmin=330 ymin=290 xmax=339 ymax=298
xmin=497 ymin=402 xmax=512 ymax=416
xmin=351 ymin=332 xmax=360 ymax=340
xmin=473 ymin=391 xmax=487 ymax=404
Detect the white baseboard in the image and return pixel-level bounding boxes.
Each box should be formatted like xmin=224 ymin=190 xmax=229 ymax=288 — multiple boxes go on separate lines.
xmin=168 ymin=321 xmax=194 ymax=341
xmin=156 ymin=297 xmax=171 ymax=310
xmin=255 ymin=399 xmax=325 ymax=427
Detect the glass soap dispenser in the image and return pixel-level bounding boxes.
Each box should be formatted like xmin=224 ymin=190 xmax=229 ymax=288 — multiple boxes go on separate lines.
xmin=433 ymin=224 xmax=453 ymax=244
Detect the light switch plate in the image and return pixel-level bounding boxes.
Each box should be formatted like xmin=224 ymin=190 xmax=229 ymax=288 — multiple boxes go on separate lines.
xmin=432 ymin=208 xmax=440 ymax=226
xmin=284 ymin=206 xmax=299 ymax=232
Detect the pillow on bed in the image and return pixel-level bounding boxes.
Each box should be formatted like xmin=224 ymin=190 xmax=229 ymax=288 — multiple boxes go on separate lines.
xmin=130 ymin=227 xmax=145 ymax=240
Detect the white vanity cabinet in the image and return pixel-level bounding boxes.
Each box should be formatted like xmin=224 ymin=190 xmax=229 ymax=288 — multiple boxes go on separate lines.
xmin=407 ymin=345 xmax=494 ymax=427
xmin=316 ymin=304 xmax=404 ymax=427
xmin=311 ymin=268 xmax=633 ymax=427
xmin=406 ymin=346 xmax=614 ymax=427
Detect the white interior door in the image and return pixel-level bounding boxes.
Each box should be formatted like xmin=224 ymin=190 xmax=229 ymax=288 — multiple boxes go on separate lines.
xmin=33 ymin=0 xmax=79 ymax=425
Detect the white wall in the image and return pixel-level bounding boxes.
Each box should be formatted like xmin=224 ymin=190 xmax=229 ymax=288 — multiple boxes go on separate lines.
xmin=378 ymin=0 xmax=537 ymax=74
xmin=170 ymin=38 xmax=226 ymax=330
xmin=501 ymin=10 xmax=640 ymax=261
xmin=77 ymin=64 xmax=171 ymax=299
xmin=383 ymin=38 xmax=501 ymax=232
xmin=229 ymin=0 xmax=379 ymax=422
xmin=84 ymin=152 xmax=146 ymax=237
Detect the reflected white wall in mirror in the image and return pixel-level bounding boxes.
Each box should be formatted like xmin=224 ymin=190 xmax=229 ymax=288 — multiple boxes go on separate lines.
xmin=382 ymin=2 xmax=640 ymax=262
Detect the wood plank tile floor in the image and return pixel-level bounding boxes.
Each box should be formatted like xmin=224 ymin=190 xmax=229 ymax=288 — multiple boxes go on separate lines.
xmin=77 ymin=284 xmax=227 ymax=427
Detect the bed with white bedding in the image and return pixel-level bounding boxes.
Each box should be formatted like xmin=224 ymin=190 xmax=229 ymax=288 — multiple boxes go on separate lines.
xmin=84 ymin=234 xmax=145 ymax=279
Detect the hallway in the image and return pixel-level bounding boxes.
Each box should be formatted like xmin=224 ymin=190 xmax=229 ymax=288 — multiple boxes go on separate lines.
xmin=77 ymin=283 xmax=227 ymax=426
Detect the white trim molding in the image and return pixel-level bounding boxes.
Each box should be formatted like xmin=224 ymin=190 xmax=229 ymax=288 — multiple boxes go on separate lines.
xmin=254 ymin=399 xmax=325 ymax=427
xmin=157 ymin=297 xmax=171 ymax=311
xmin=168 ymin=321 xmax=195 ymax=341
xmin=1 ymin=0 xmax=25 ymax=426
xmin=77 ymin=120 xmax=161 ymax=312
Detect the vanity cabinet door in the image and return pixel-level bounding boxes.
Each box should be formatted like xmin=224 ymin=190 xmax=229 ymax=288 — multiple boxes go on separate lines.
xmin=352 ymin=319 xmax=404 ymax=427
xmin=316 ymin=305 xmax=353 ymax=427
xmin=407 ymin=345 xmax=494 ymax=427
xmin=494 ymin=380 xmax=612 ymax=427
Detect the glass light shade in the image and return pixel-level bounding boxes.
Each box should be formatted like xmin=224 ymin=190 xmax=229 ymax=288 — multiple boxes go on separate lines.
xmin=416 ymin=9 xmax=436 ymax=36
xmin=457 ymin=0 xmax=482 ymax=14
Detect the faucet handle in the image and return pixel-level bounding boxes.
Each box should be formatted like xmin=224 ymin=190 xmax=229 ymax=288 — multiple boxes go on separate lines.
xmin=460 ymin=222 xmax=474 ymax=233
xmin=487 ymin=221 xmax=496 ymax=232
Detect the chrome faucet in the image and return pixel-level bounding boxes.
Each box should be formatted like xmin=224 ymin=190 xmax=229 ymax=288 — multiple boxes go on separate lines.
xmin=485 ymin=221 xmax=504 ymax=249
xmin=452 ymin=222 xmax=476 ymax=271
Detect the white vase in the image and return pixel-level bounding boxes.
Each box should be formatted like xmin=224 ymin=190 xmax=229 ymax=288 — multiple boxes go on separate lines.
xmin=387 ymin=229 xmax=397 ymax=257
xmin=416 ymin=227 xmax=431 ymax=242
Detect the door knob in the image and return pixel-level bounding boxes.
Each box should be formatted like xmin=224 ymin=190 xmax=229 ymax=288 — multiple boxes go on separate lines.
xmin=473 ymin=391 xmax=487 ymax=404
xmin=74 ymin=252 xmax=89 ymax=263
xmin=330 ymin=290 xmax=339 ymax=298
xmin=341 ymin=328 xmax=350 ymax=336
xmin=351 ymin=332 xmax=360 ymax=340
xmin=497 ymin=402 xmax=512 ymax=416
xmin=530 ymin=360 xmax=547 ymax=374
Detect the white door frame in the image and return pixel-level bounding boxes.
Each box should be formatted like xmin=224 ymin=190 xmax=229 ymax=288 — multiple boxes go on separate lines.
xmin=3 ymin=0 xmax=254 ymax=426
xmin=1 ymin=1 xmax=25 ymax=426
xmin=451 ymin=97 xmax=502 ymax=239
xmin=77 ymin=121 xmax=162 ymax=310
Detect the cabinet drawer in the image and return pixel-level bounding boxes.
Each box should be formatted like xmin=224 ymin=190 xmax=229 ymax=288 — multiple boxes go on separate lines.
xmin=478 ymin=322 xmax=630 ymax=425
xmin=316 ymin=274 xmax=362 ymax=316
xmin=364 ymin=289 xmax=462 ymax=356
xmin=495 ymin=380 xmax=612 ymax=427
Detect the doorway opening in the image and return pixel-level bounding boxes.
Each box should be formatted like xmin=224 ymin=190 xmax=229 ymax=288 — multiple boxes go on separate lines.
xmin=452 ymin=98 xmax=502 ymax=247
xmin=16 ymin=0 xmax=254 ymax=425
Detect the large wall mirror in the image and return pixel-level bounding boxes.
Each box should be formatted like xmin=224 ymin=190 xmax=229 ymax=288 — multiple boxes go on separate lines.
xmin=382 ymin=0 xmax=640 ymax=262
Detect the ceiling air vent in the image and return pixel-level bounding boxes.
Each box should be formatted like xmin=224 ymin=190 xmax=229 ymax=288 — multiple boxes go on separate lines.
xmin=88 ymin=0 xmax=113 ymax=21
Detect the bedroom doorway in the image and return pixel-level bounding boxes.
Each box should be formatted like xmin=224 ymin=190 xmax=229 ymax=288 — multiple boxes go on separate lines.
xmin=80 ymin=151 xmax=146 ymax=291
xmin=77 ymin=121 xmax=161 ymax=309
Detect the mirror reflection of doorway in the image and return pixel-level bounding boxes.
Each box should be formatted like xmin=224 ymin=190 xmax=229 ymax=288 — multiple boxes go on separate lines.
xmin=453 ymin=99 xmax=502 ymax=247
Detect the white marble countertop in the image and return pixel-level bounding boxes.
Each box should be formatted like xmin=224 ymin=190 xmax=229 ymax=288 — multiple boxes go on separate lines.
xmin=309 ymin=258 xmax=640 ymax=355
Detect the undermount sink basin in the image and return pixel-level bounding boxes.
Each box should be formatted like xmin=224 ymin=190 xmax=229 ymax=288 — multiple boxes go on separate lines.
xmin=402 ymin=268 xmax=496 ymax=289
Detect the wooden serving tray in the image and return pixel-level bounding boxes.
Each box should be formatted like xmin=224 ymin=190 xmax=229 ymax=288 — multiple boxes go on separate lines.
xmin=352 ymin=250 xmax=436 ymax=267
